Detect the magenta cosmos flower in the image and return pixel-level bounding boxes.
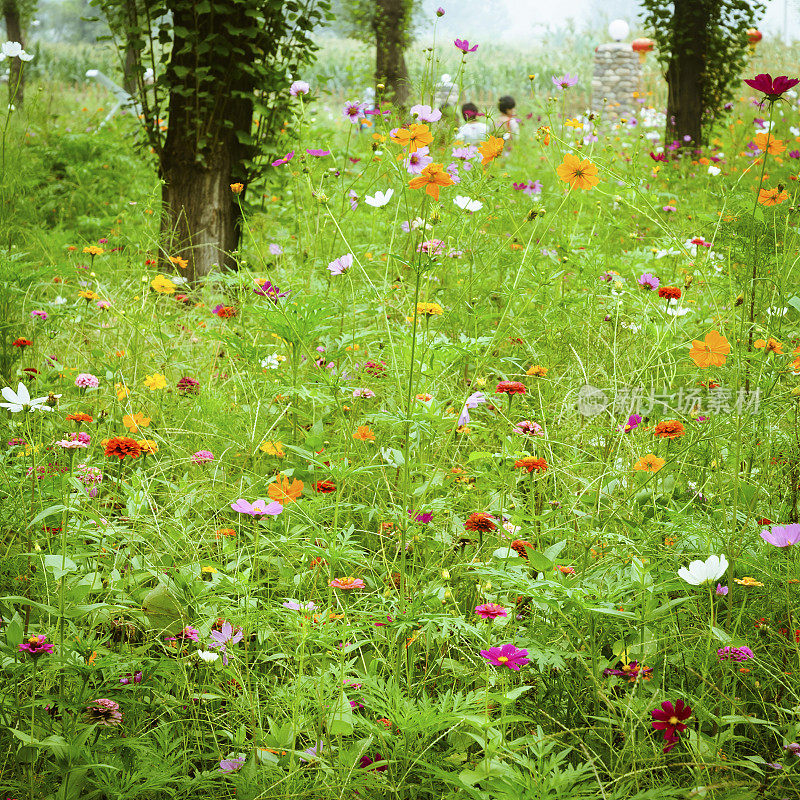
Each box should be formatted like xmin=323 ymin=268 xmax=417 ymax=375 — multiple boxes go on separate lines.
xmin=230 ymin=498 xmax=283 ymax=517
xmin=454 ymin=38 xmax=478 ymax=53
xmin=31 ymin=309 xmax=48 ymax=320
xmin=651 ymin=699 xmax=692 ymax=752
xmin=220 ymin=757 xmax=245 ymax=773
xmin=480 ymin=643 xmax=529 ymax=670
xmin=343 ymin=100 xmax=365 ymax=123
xmin=306 ymin=148 xmax=330 ymax=157
xmin=192 ymin=450 xmax=214 ymax=464
xmin=760 ymin=523 xmax=800 ymax=547
xmin=19 ymin=634 xmax=54 ymax=658
xmin=744 ymin=73 xmax=800 ymax=102
xmin=475 ymin=603 xmax=508 ymax=620
xmin=271 ymin=150 xmax=294 ymax=167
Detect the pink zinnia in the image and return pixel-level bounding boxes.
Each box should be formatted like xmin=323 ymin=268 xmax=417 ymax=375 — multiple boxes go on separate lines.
xmin=75 ymin=373 xmax=99 ymax=389
xmin=480 ymin=643 xmax=529 ymax=670
xmin=475 ymin=603 xmax=508 ymax=620
xmin=330 ymin=576 xmax=365 ymax=590
xmin=192 ymin=450 xmax=214 ymax=464
xmin=19 ymin=634 xmax=54 ymax=658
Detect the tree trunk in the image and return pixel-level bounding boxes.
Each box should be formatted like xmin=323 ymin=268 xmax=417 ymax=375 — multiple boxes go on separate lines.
xmin=374 ymin=0 xmax=410 ymax=107
xmin=664 ymin=0 xmax=710 ymax=150
xmin=159 ymin=2 xmax=253 ymax=284
xmin=3 ymin=0 xmax=24 ymax=108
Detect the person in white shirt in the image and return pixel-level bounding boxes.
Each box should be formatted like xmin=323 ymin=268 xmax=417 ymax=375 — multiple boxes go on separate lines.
xmin=455 ymin=102 xmax=488 ymax=144
xmin=496 ymin=95 xmax=521 ymax=141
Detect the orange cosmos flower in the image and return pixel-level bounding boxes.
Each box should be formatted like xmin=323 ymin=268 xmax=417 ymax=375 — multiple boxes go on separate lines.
xmin=122 ymin=411 xmax=151 ymax=432
xmin=758 ymin=187 xmax=788 ymax=206
xmin=689 ymin=330 xmax=730 ymax=368
xmin=268 ymin=474 xmax=304 ymax=504
xmin=66 ymin=413 xmax=93 ymax=423
xmin=653 ymin=420 xmax=685 ymax=439
xmin=755 ymin=337 xmax=783 ymax=354
xmin=353 ymin=425 xmax=376 ymax=441
xmin=169 ymin=255 xmax=189 ymax=269
xmin=633 ymin=454 xmax=666 ymax=472
xmin=391 ymin=123 xmax=433 ymax=153
xmin=477 ymin=136 xmax=505 ymax=165
xmin=753 ymin=132 xmax=785 ymax=155
xmin=556 ymin=153 xmax=599 ymax=190
xmin=408 ymin=163 xmax=455 ymax=200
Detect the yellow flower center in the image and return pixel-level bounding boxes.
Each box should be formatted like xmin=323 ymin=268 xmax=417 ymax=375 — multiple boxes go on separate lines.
xmin=497 ymin=656 xmax=509 ymax=663
xmin=668 ymin=716 xmax=679 ymax=725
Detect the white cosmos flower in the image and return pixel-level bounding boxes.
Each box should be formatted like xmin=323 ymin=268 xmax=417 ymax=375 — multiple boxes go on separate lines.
xmin=195 ymin=650 xmax=219 ymax=663
xmin=678 ymin=554 xmax=728 ymax=585
xmin=364 ymin=189 xmax=394 ymax=208
xmin=707 ymin=165 xmax=721 ymax=176
xmin=453 ymin=195 xmax=483 ymax=212
xmin=0 ymin=382 xmax=54 ymax=413
xmin=2 ymin=41 xmax=23 ymax=58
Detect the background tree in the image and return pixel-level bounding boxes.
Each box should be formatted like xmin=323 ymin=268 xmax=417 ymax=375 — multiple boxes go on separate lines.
xmin=94 ymin=0 xmax=330 ymax=283
xmin=2 ymin=0 xmax=36 ymax=106
xmin=331 ymin=0 xmax=418 ymax=105
xmin=641 ymin=0 xmax=764 ymax=149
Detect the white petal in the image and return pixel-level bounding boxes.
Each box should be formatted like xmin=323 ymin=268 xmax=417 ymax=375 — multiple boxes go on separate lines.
xmin=15 ymin=383 xmax=30 ymax=404
xmin=1 ymin=385 xmax=20 ymax=403
xmin=677 ymin=567 xmax=699 ymax=585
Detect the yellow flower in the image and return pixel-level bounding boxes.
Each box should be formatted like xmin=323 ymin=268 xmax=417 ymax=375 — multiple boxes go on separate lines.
xmin=633 ymin=454 xmax=666 ymax=472
xmin=144 ymin=373 xmax=167 ymax=391
xmin=151 ymin=275 xmax=177 ymax=294
xmin=416 ymin=302 xmax=443 ymax=316
xmin=123 ymin=411 xmax=151 ymax=433
xmin=115 ymin=383 xmax=130 ymax=401
xmin=734 ymin=576 xmax=764 ymax=587
xmin=556 ymin=153 xmax=600 ymax=190
xmin=168 ymin=256 xmax=189 ymax=270
xmin=526 ymin=365 xmax=548 ymax=377
xmin=201 ymin=566 xmax=217 ymax=574
xmin=260 ymin=440 xmax=285 ymax=457
xmin=82 ymin=245 xmax=104 ymax=256
xmin=565 ymin=118 xmax=583 ymax=129
xmin=78 ymin=290 xmax=99 ymax=301
xmin=137 ymin=438 xmax=158 ymax=455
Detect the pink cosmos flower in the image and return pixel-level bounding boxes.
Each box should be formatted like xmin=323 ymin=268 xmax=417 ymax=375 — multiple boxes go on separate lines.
xmin=328 ymin=253 xmax=353 ymax=275
xmin=192 ymin=450 xmax=214 ymax=464
xmin=230 ymin=498 xmax=283 ymax=517
xmin=475 ymin=603 xmax=508 ymax=620
xmin=209 ymin=621 xmax=243 ymax=665
xmin=306 ymin=148 xmax=330 ymax=157
xmin=343 ymin=100 xmax=365 ymax=123
xmin=552 ymin=73 xmax=578 ymax=90
xmin=220 ymin=757 xmax=245 ymax=773
xmin=513 ymin=420 xmax=543 ymax=436
xmin=269 ymin=243 xmax=283 ymax=256
xmin=410 ymin=104 xmax=442 ymax=123
xmin=290 ymin=80 xmax=310 ymax=96
xmin=271 ymin=151 xmax=294 ymax=167
xmin=454 ymin=38 xmax=478 ymax=53
xmin=480 ymin=643 xmax=529 ymax=670
xmin=404 ymin=146 xmax=433 ymax=175
xmin=760 ymin=523 xmax=800 ymax=547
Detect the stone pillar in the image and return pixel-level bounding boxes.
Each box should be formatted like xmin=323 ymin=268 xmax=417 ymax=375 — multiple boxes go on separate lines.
xmin=591 ymin=42 xmax=641 ymax=121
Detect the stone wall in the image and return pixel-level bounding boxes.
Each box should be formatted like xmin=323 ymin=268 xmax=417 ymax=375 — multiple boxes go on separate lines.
xmin=591 ymin=42 xmax=641 ymax=121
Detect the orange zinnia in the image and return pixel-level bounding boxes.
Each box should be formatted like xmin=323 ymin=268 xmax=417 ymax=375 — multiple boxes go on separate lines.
xmin=753 ymin=132 xmax=785 ymax=155
xmin=653 ymin=420 xmax=685 ymax=439
xmin=633 ymin=454 xmax=666 ymax=472
xmin=477 ymin=136 xmax=504 ymax=165
xmin=408 ymin=163 xmax=455 ymax=200
xmin=268 ymin=474 xmax=304 ymax=504
xmin=689 ymin=330 xmax=730 ymax=368
xmin=514 ymin=456 xmax=548 ymax=473
xmin=66 ymin=412 xmax=93 ymax=423
xmin=758 ymin=187 xmax=788 ymax=206
xmin=391 ymin=123 xmax=433 ymax=153
xmin=556 ymin=153 xmax=599 ymax=190
xmin=353 ymin=425 xmax=376 ymax=441
xmin=104 ymin=436 xmax=142 ymax=460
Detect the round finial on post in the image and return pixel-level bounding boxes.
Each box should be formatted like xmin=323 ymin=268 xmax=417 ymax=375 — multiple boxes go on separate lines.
xmin=608 ymin=19 xmax=630 ymax=42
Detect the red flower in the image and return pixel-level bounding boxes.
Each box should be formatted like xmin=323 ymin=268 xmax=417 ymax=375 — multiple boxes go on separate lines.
xmin=744 ymin=73 xmax=800 ymax=102
xmin=514 ymin=456 xmax=548 ymax=473
xmin=511 ymin=539 xmax=534 ymax=559
xmin=651 ymin=699 xmax=692 ymax=752
xmin=657 ymin=286 xmax=681 ymax=300
xmin=13 ymin=337 xmax=33 ymax=348
xmin=315 ymin=480 xmax=336 ymax=493
xmin=464 ymin=512 xmax=497 ymax=532
xmin=495 ymin=381 xmax=526 ymax=396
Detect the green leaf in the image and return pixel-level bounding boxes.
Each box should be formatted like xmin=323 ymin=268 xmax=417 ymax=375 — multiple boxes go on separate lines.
xmin=327 ymin=692 xmax=355 ymax=736
xmin=43 ymin=555 xmax=77 ymax=580
xmin=142 ymin=585 xmax=186 ymax=635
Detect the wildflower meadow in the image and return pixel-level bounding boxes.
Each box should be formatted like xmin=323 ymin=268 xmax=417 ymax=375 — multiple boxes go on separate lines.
xmin=4 ymin=6 xmax=800 ymax=800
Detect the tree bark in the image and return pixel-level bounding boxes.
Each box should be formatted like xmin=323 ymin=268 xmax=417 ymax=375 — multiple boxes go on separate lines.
xmin=159 ymin=2 xmax=253 ymax=283
xmin=3 ymin=0 xmax=24 ymax=108
xmin=374 ymin=0 xmax=410 ymax=107
xmin=664 ymin=0 xmax=711 ymax=150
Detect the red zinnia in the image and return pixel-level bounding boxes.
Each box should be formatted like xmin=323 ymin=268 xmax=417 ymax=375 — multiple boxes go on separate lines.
xmin=657 ymin=286 xmax=681 ymax=300
xmin=67 ymin=412 xmax=93 ymax=423
xmin=511 ymin=539 xmax=534 ymax=559
xmin=495 ymin=381 xmax=526 ymax=396
xmin=464 ymin=512 xmax=497 ymax=532
xmin=104 ymin=436 xmax=142 ymax=460
xmin=13 ymin=337 xmax=33 ymax=348
xmin=651 ymin=699 xmax=692 ymax=753
xmin=315 ymin=480 xmax=336 ymax=493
